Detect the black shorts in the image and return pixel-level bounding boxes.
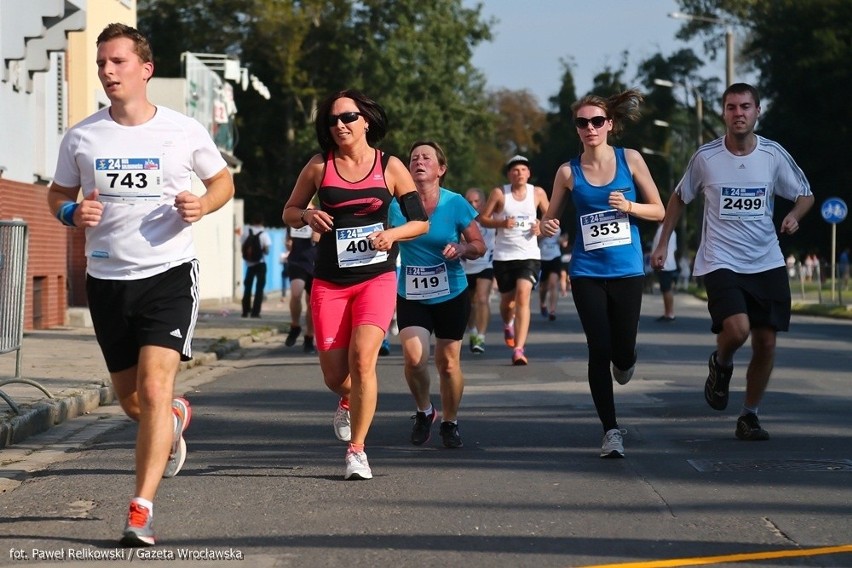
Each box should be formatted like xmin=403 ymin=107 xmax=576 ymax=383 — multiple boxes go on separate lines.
xmin=465 ymin=268 xmax=494 ymax=291
xmin=86 ymin=261 xmax=199 ymax=372
xmin=287 ymin=264 xmax=314 ymax=293
xmin=492 ymin=259 xmax=541 ymax=293
xmin=656 ymin=270 xmax=677 ymax=293
xmin=540 ymin=257 xmax=562 ymax=280
xmin=703 ymin=267 xmax=790 ymax=334
xmin=395 ymin=292 xmax=471 ymax=340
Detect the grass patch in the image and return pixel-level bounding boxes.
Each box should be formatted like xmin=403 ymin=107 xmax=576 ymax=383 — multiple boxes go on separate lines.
xmin=791 ymin=302 xmax=852 ymax=320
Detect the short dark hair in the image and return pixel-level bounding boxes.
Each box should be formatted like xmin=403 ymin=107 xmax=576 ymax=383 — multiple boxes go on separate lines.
xmin=722 ymin=83 xmax=761 ymax=108
xmin=314 ymin=89 xmax=388 ymax=154
xmin=96 ymin=23 xmax=153 ymax=64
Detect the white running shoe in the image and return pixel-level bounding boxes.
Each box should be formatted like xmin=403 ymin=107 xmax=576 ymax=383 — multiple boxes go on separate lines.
xmin=344 ymin=450 xmax=373 ymax=480
xmin=163 ymin=397 xmax=191 ymax=478
xmin=611 ymin=362 xmax=635 ymax=385
xmin=333 ymin=401 xmax=351 ymax=442
xmin=600 ymin=428 xmax=625 ymax=458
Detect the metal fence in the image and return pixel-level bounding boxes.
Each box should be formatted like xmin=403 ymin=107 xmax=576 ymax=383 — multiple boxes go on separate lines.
xmin=0 ymin=220 xmax=28 ymax=371
xmin=0 ymin=220 xmax=53 ymax=413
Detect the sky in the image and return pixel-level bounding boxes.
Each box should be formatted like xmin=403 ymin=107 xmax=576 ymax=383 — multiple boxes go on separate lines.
xmin=465 ymin=0 xmax=734 ymax=108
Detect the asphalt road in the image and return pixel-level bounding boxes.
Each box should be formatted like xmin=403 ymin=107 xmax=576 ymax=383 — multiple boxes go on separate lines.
xmin=1 ymin=292 xmax=851 ymax=567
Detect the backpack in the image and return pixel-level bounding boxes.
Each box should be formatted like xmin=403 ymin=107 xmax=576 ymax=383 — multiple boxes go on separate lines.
xmin=242 ymin=229 xmax=264 ymax=262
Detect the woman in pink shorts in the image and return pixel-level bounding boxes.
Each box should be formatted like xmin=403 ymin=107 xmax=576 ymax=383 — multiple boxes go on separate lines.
xmin=282 ymin=89 xmax=428 ymax=480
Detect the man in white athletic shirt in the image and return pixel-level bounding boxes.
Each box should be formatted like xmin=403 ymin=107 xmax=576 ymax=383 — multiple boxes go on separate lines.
xmin=651 ymin=83 xmax=813 ymax=442
xmin=478 ymin=155 xmax=549 ymax=365
xmin=47 ymin=23 xmax=235 ymax=547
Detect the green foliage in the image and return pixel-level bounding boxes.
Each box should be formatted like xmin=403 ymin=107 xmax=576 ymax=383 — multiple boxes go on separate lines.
xmin=674 ymin=0 xmax=852 ymax=256
xmin=138 ymin=0 xmax=495 ymax=221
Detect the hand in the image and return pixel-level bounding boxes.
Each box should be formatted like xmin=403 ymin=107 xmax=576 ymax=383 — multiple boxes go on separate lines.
xmin=175 ymin=191 xmax=204 ymax=223
xmin=307 ymin=210 xmax=332 ymax=233
xmin=541 ymin=217 xmax=560 ymax=237
xmin=442 ymin=242 xmax=465 ymax=260
xmin=779 ymin=214 xmax=800 ymax=235
xmin=650 ymin=246 xmax=666 ymax=270
xmin=608 ymin=191 xmax=630 ymax=213
xmin=368 ymin=230 xmax=393 ymax=251
xmin=77 ymin=188 xmax=104 ymax=227
xmin=531 ymin=219 xmax=542 ymax=237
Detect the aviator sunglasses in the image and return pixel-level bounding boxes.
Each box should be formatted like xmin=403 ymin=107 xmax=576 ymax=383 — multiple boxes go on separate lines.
xmin=329 ymin=111 xmax=362 ymax=125
xmin=574 ymin=116 xmax=608 ymax=129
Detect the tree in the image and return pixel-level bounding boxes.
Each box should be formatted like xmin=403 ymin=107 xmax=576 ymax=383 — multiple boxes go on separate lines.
xmin=138 ymin=0 xmax=496 ymax=222
xmin=674 ymin=0 xmax=852 ymax=257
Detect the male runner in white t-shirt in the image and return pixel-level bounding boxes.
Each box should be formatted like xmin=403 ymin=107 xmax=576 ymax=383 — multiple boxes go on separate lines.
xmin=47 ymin=23 xmax=234 ymax=547
xmin=651 ymin=83 xmax=813 ymax=442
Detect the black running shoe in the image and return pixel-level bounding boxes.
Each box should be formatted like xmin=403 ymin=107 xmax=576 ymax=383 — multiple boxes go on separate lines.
xmin=410 ymin=408 xmax=437 ymax=445
xmin=303 ymin=335 xmax=316 ymax=354
xmin=439 ymin=421 xmax=463 ymax=448
xmin=735 ymin=412 xmax=770 ymax=441
xmin=285 ymin=325 xmax=302 ymax=347
xmin=704 ymin=351 xmax=733 ymax=410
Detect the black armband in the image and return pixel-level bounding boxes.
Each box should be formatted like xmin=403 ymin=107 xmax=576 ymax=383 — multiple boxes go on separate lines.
xmin=397 ymin=191 xmax=428 ymax=222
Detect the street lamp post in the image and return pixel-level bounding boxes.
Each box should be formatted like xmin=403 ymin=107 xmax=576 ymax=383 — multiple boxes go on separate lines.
xmin=669 ymin=11 xmax=735 ymax=86
xmin=654 ymin=78 xmax=703 ymax=148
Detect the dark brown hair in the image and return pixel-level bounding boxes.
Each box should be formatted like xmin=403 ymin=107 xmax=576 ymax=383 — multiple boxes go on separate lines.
xmin=314 ymin=89 xmax=388 ymax=153
xmin=96 ymin=23 xmax=153 ymax=64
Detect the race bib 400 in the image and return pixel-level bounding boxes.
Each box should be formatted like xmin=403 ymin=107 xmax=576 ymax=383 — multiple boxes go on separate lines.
xmin=335 ymin=222 xmax=388 ymax=268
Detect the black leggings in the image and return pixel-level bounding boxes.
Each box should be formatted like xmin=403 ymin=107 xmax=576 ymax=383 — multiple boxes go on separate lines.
xmin=571 ymin=276 xmax=644 ymax=432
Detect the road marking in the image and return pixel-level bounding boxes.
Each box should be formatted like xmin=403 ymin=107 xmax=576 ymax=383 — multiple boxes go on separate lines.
xmin=578 ymin=543 xmax=852 ymax=567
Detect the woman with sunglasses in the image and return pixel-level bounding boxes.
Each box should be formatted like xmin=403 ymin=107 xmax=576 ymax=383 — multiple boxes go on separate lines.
xmin=541 ymin=89 xmax=664 ymax=458
xmin=283 ymin=90 xmax=428 ymax=480
xmin=390 ymin=141 xmax=485 ymax=449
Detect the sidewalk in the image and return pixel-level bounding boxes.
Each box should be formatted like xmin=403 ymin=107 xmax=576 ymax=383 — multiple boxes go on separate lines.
xmin=0 ymin=294 xmax=294 ymax=449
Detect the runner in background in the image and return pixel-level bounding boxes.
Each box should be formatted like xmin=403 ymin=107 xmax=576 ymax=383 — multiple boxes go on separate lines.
xmin=462 ymin=187 xmax=495 ymax=354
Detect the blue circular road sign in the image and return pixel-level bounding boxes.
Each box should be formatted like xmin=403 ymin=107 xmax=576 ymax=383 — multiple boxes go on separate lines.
xmin=821 ymin=197 xmax=847 ymax=224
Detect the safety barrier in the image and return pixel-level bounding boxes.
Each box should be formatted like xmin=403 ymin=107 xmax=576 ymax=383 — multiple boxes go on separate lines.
xmin=0 ymin=220 xmax=53 ymax=413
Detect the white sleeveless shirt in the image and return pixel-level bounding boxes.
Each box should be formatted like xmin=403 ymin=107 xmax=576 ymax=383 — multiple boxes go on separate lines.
xmin=493 ymin=183 xmax=541 ymax=262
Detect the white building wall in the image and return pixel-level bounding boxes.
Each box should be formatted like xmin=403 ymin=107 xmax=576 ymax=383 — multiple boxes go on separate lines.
xmin=149 ymin=77 xmax=239 ymax=303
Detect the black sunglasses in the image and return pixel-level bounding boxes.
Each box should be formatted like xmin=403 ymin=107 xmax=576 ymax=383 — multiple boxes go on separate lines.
xmin=329 ymin=111 xmax=362 ymax=125
xmin=574 ymin=116 xmax=608 ymax=129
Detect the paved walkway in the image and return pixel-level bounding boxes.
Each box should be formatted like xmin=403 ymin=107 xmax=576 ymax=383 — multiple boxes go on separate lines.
xmin=0 ymin=294 xmax=295 ymax=449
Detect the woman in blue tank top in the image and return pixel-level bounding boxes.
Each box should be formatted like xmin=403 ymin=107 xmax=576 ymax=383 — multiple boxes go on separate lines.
xmin=540 ymin=89 xmax=664 ymax=459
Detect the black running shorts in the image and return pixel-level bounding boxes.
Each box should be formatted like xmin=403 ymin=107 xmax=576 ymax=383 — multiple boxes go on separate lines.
xmin=703 ymin=267 xmax=790 ymax=334
xmin=86 ymin=261 xmax=199 ymax=372
xmin=395 ymin=291 xmax=471 ymax=340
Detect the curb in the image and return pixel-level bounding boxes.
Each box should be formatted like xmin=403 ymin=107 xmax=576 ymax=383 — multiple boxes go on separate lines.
xmin=0 ymin=330 xmax=277 ymax=450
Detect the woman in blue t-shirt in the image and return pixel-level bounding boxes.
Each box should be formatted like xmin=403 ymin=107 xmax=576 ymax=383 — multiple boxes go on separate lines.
xmin=389 ymin=141 xmax=485 ymax=449
xmin=541 ymin=89 xmax=664 ymax=459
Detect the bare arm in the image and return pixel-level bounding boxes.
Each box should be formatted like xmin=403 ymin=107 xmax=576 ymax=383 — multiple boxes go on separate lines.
xmin=531 ymin=186 xmax=550 ymax=236
xmin=541 ymin=163 xmax=572 ymax=237
xmin=381 ymin=156 xmax=429 ymax=245
xmin=447 ymin=220 xmax=485 ymax=261
xmin=650 ymin=192 xmax=686 ymax=270
xmin=477 ymin=187 xmax=508 ymax=229
xmin=779 ymin=194 xmax=814 ymax=235
xmin=611 ymin=149 xmax=664 ymax=222
xmin=47 ymin=182 xmax=103 ymax=227
xmin=283 ymin=155 xmax=324 ymax=228
xmin=175 ymin=167 xmax=235 ymax=223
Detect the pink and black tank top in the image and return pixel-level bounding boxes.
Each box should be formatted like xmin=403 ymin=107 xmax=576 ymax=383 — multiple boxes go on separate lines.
xmin=314 ymin=149 xmax=398 ymax=285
